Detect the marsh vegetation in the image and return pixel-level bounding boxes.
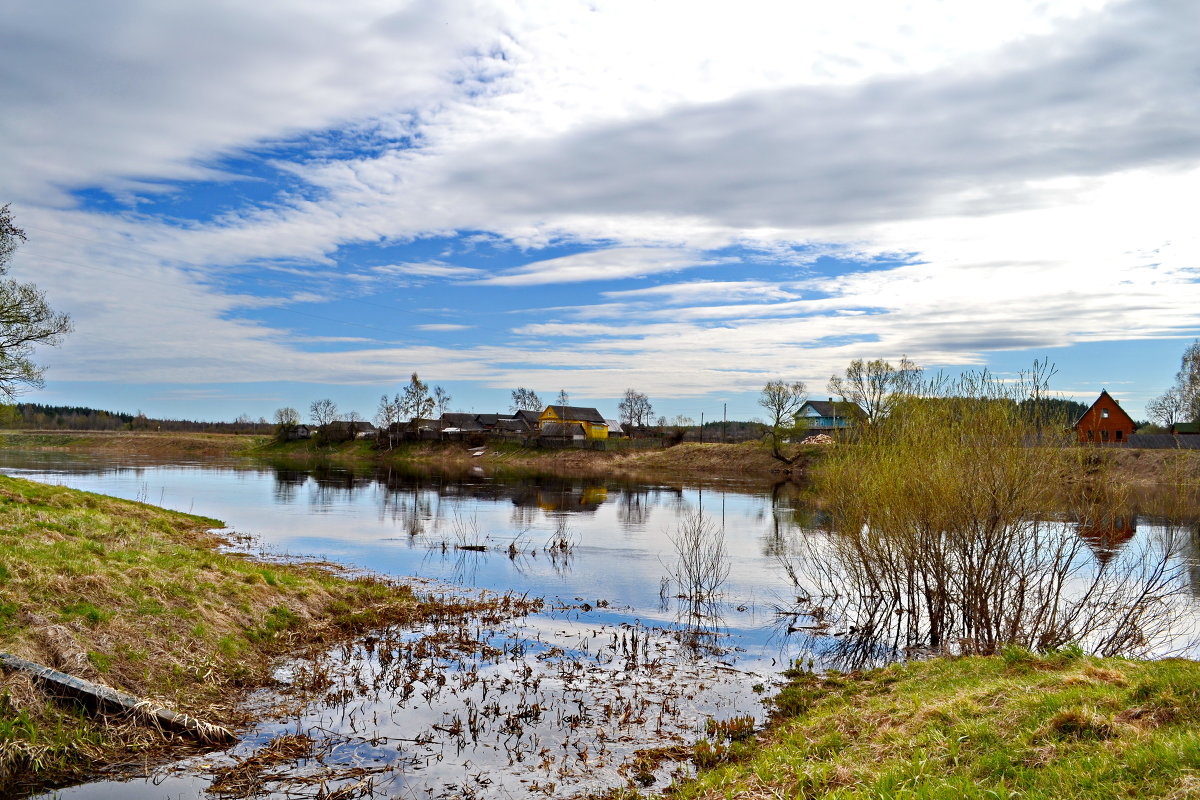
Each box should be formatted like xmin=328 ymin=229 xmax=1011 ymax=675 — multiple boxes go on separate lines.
xmin=781 ymin=368 xmax=1199 ymax=669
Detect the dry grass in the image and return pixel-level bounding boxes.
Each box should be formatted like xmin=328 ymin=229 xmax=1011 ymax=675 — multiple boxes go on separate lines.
xmin=0 ymin=429 xmax=265 ymax=458
xmin=0 ymin=474 xmax=482 ymax=792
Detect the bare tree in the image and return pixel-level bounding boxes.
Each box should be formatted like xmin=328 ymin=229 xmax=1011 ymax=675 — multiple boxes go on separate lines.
xmin=1174 ymin=340 xmax=1200 ymax=423
xmin=618 ymin=388 xmax=654 ymax=428
xmin=273 ymin=406 xmax=300 ymax=440
xmin=375 ymin=393 xmax=402 ymax=449
xmin=758 ymin=379 xmax=808 ymax=464
xmin=0 ymin=204 xmax=72 ymax=397
xmin=556 ymin=389 xmax=569 ymax=406
xmin=1150 ymin=340 xmax=1200 ymax=427
xmin=1147 ymin=386 xmax=1187 ymax=428
xmin=1180 ymin=340 xmax=1200 ymax=422
xmin=511 ymin=387 xmax=542 ymax=412
xmin=400 ymin=372 xmax=434 ymax=421
xmin=827 ymin=356 xmax=921 ymax=426
xmin=309 ymin=398 xmax=338 ymax=428
xmin=434 ymin=385 xmax=452 ymax=417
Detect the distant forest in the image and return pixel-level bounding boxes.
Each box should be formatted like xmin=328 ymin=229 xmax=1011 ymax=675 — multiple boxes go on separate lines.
xmin=1017 ymin=397 xmax=1090 ymax=425
xmin=0 ymin=403 xmax=273 ymax=434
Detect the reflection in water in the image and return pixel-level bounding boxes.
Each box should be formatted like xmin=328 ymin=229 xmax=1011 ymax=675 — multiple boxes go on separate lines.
xmin=1189 ymin=524 xmax=1200 ymax=597
xmin=778 ymin=515 xmax=1198 ymax=671
xmin=211 ymin=599 xmax=771 ymax=799
xmin=1075 ymin=507 xmax=1139 ymax=565
xmin=617 ymin=488 xmax=651 ymax=530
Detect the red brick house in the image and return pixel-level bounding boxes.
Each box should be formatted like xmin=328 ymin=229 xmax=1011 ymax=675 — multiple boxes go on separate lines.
xmin=1074 ymin=390 xmax=1137 ymax=444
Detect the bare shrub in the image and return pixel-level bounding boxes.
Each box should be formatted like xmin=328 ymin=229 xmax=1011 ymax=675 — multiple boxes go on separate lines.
xmin=667 ymin=512 xmax=730 ymax=607
xmin=783 ymin=366 xmax=1196 ymax=667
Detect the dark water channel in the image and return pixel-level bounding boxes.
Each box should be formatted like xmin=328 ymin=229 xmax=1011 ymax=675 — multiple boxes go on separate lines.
xmin=2 ymin=451 xmax=1197 ymax=799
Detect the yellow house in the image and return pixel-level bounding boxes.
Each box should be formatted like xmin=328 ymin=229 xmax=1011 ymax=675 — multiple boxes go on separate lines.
xmin=538 ymin=405 xmax=609 ymax=440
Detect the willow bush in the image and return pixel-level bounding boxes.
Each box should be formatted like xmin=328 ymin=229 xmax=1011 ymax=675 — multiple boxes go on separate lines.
xmin=787 ymin=368 xmax=1194 ymax=667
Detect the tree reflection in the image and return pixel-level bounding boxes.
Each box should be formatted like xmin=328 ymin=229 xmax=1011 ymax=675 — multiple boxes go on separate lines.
xmin=662 ymin=512 xmax=732 ymax=657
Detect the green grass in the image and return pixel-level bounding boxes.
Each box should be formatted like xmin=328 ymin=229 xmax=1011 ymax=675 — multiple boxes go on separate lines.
xmin=661 ymin=652 xmax=1200 ymax=800
xmin=0 ymin=473 xmax=429 ymax=791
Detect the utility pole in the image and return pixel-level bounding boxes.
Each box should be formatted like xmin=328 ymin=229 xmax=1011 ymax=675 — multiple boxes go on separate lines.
xmin=722 ymin=403 xmax=727 ymax=443
xmin=700 ymin=412 xmax=704 ymax=443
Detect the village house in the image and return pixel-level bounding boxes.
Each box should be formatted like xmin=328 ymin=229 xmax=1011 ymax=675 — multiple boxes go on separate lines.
xmin=438 ymin=412 xmax=486 ymax=433
xmin=538 ymin=405 xmax=609 ymax=440
xmin=1074 ymin=390 xmax=1137 ymax=444
xmin=539 ymin=421 xmax=587 ymax=443
xmin=796 ymin=399 xmax=860 ymax=431
xmin=317 ymin=420 xmax=376 ymax=443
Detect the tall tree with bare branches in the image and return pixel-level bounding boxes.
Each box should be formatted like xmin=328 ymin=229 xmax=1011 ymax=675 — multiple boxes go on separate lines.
xmin=0 ymin=204 xmax=72 ymax=397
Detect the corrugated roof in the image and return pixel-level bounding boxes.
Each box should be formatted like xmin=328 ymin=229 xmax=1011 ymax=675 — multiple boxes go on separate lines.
xmin=544 ymin=405 xmax=606 ymax=424
xmin=541 ymin=422 xmax=586 ymax=437
xmin=439 ymin=412 xmax=484 ymax=431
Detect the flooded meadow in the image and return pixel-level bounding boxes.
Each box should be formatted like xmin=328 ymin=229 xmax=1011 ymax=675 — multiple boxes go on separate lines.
xmin=1 ymin=450 xmax=1197 ymax=798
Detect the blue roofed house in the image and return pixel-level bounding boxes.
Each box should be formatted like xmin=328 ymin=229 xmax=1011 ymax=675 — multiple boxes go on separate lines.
xmin=796 ymin=399 xmax=861 ymax=432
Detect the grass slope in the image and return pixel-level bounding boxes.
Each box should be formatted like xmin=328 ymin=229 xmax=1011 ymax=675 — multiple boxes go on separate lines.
xmin=0 ymin=474 xmax=434 ymax=791
xmin=662 ymin=650 xmax=1200 ymax=800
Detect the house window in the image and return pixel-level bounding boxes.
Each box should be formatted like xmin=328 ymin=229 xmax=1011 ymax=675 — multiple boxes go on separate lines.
xmin=1102 ymin=430 xmax=1109 ymax=442
xmin=1088 ymin=430 xmax=1094 ymax=441
xmin=1116 ymin=430 xmax=1123 ymax=441
xmin=1101 ymin=409 xmax=1110 ymax=419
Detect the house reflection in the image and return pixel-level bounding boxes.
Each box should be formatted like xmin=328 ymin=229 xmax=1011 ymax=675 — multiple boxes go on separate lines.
xmin=268 ymin=463 xmax=612 ymax=528
xmin=1074 ymin=509 xmax=1138 ymax=565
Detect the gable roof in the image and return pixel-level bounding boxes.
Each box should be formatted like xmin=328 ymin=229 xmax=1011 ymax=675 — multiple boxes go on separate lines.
xmin=440 ymin=412 xmax=485 ymax=431
xmin=1073 ymin=389 xmax=1137 ymax=429
xmin=799 ymin=400 xmax=862 ymax=418
xmin=543 ymin=405 xmax=606 ymax=424
xmin=541 ymin=422 xmax=586 ymax=438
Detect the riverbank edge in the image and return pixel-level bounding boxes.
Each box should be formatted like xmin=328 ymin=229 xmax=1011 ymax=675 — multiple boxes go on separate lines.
xmin=0 ymin=429 xmax=809 ymax=482
xmin=609 ymin=650 xmax=1200 ymax=800
xmin=7 ymin=429 xmax=1200 ymax=487
xmin=0 ymin=473 xmax=531 ymax=794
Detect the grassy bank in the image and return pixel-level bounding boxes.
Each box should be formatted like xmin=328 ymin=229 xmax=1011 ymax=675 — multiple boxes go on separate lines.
xmin=240 ymin=437 xmax=801 ymax=483
xmin=0 ymin=429 xmax=266 ymax=459
xmin=0 ymin=429 xmax=802 ymax=481
xmin=0 ymin=474 xmax=515 ymax=793
xmin=7 ymin=429 xmax=1200 ymax=487
xmin=643 ymin=649 xmax=1200 ymax=800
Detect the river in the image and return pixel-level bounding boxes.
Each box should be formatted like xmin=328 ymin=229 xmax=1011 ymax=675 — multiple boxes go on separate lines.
xmin=2 ymin=450 xmax=1196 ymax=799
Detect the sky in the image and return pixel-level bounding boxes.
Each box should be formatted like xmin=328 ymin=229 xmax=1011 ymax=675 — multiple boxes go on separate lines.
xmin=2 ymin=0 xmax=1199 ymax=424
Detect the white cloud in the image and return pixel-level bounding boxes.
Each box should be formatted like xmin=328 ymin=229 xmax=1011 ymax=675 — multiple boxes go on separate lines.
xmin=601 ymin=280 xmax=801 ymax=304
xmin=0 ymin=0 xmax=508 ymax=206
xmin=375 ymin=263 xmax=485 ymax=279
xmin=472 ymin=247 xmax=713 ymax=286
xmin=3 ymin=0 xmax=1198 ymax=419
